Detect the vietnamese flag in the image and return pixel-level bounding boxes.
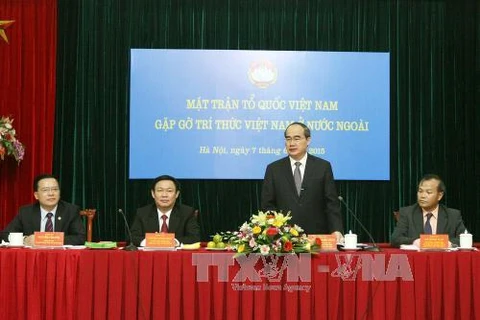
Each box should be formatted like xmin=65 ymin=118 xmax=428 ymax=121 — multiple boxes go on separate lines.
xmin=0 ymin=0 xmax=57 ymax=233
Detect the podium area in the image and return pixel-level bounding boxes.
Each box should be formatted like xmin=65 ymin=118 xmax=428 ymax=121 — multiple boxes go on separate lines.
xmin=1 ymin=246 xmax=479 ymax=319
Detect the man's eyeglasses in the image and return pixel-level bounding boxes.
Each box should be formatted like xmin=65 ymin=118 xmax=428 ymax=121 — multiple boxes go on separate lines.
xmin=285 ymin=137 xmax=304 ymax=143
xmin=38 ymin=187 xmax=60 ymax=194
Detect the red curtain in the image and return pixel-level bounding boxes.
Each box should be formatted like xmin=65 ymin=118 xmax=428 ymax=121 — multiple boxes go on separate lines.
xmin=0 ymin=0 xmax=57 ymax=228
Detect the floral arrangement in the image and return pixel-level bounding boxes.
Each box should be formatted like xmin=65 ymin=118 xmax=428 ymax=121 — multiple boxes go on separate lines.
xmin=220 ymin=211 xmax=322 ymax=255
xmin=0 ymin=116 xmax=25 ymax=163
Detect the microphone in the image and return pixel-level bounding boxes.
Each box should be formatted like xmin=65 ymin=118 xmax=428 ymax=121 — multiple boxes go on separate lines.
xmin=118 ymin=209 xmax=138 ymax=251
xmin=338 ymin=196 xmax=380 ymax=252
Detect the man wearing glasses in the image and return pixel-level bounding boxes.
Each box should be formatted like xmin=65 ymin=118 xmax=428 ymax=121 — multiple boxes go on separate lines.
xmin=0 ymin=174 xmax=86 ymax=245
xmin=261 ymin=122 xmax=344 ymax=242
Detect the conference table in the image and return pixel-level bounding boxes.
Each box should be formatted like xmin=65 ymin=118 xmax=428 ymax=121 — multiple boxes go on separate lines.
xmin=1 ymin=245 xmax=479 ymax=320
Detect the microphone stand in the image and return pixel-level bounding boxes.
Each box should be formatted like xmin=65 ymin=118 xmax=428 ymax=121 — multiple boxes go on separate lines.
xmin=338 ymin=196 xmax=381 ymax=252
xmin=118 ymin=209 xmax=138 ymax=251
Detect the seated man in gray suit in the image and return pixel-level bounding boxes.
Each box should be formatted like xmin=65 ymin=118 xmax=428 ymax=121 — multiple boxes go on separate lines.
xmin=131 ymin=175 xmax=201 ymax=246
xmin=391 ymin=174 xmax=466 ymax=248
xmin=1 ymin=174 xmax=86 ymax=245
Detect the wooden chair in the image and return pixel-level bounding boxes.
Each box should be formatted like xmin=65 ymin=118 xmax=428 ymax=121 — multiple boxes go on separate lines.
xmin=80 ymin=209 xmax=96 ymax=242
xmin=393 ymin=210 xmax=399 ymax=222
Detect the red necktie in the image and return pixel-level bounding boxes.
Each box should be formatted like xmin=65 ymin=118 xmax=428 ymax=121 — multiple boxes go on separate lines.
xmin=45 ymin=212 xmax=54 ymax=232
xmin=161 ymin=214 xmax=169 ymax=233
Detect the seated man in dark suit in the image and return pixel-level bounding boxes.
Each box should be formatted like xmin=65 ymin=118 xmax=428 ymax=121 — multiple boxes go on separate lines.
xmin=130 ymin=175 xmax=201 ymax=246
xmin=391 ymin=174 xmax=466 ymax=248
xmin=1 ymin=174 xmax=86 ymax=245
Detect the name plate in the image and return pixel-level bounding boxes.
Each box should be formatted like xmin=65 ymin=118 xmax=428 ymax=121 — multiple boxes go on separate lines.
xmin=308 ymin=234 xmax=338 ymax=251
xmin=420 ymin=234 xmax=449 ymax=250
xmin=34 ymin=232 xmax=64 ymax=247
xmin=145 ymin=233 xmax=176 ymax=248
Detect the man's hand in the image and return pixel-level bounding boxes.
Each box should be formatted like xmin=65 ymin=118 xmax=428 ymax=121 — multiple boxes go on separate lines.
xmin=412 ymin=238 xmax=420 ymax=248
xmin=23 ymin=235 xmax=35 ymax=246
xmin=332 ymin=231 xmax=344 ymax=244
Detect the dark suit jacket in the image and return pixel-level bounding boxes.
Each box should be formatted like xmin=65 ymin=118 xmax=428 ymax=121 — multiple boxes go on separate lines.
xmin=391 ymin=204 xmax=466 ymax=247
xmin=130 ymin=203 xmax=201 ymax=246
xmin=0 ymin=200 xmax=86 ymax=245
xmin=261 ymin=154 xmax=343 ymax=234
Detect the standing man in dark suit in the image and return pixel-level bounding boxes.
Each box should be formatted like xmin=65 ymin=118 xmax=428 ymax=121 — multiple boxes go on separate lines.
xmin=131 ymin=175 xmax=201 ymax=246
xmin=261 ymin=122 xmax=343 ymax=242
xmin=1 ymin=174 xmax=86 ymax=245
xmin=391 ymin=174 xmax=466 ymax=248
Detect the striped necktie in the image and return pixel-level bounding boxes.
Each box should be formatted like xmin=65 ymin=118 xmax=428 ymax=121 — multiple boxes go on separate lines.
xmin=45 ymin=212 xmax=54 ymax=232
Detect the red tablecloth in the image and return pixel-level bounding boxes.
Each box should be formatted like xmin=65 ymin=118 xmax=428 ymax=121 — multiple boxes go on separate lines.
xmin=1 ymin=248 xmax=479 ymax=320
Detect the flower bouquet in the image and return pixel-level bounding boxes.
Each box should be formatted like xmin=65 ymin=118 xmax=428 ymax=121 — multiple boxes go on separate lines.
xmin=0 ymin=116 xmax=25 ymax=163
xmin=220 ymin=211 xmax=322 ymax=255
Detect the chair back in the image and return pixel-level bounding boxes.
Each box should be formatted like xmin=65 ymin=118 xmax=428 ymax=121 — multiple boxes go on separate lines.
xmin=80 ymin=209 xmax=96 ymax=242
xmin=393 ymin=210 xmax=399 ymax=222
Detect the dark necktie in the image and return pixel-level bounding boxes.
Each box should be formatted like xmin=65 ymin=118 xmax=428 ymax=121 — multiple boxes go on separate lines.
xmin=294 ymin=162 xmax=302 ymax=195
xmin=161 ymin=214 xmax=169 ymax=233
xmin=45 ymin=212 xmax=54 ymax=232
xmin=424 ymin=213 xmax=433 ymax=234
